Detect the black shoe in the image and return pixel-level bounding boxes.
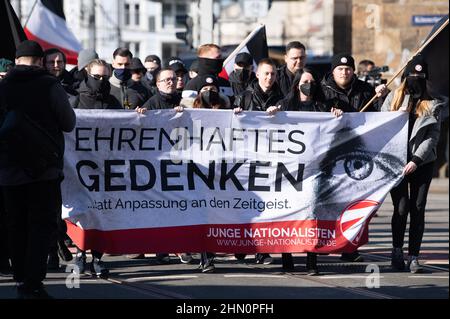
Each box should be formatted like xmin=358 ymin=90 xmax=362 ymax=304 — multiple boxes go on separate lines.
xmin=282 ymin=253 xmax=295 ymax=271
xmin=0 ymin=259 xmax=11 ymax=276
xmin=391 ymin=248 xmax=405 ymax=271
xmin=57 ymin=240 xmax=73 ymax=262
xmin=156 ymin=253 xmax=171 ymax=265
xmin=340 ymin=251 xmax=364 ymax=262
xmin=178 ymin=253 xmax=194 ymax=264
xmin=306 ymin=253 xmax=319 ymax=276
xmin=47 ymin=252 xmax=60 ymax=270
xmin=407 ymin=256 xmax=423 ymax=274
xmin=20 ymin=285 xmax=53 ymax=299
xmin=256 ymin=253 xmax=273 ymax=265
xmin=200 ymin=260 xmax=215 ymax=273
xmin=234 ymin=253 xmax=247 ymax=262
xmin=90 ymin=258 xmax=109 ymax=278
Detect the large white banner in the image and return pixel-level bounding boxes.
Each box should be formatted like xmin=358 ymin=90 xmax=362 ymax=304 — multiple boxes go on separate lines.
xmin=62 ymin=109 xmax=408 ymax=254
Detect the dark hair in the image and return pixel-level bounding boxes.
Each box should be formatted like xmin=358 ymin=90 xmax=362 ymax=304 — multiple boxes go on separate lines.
xmin=43 ymin=48 xmax=67 ymax=64
xmin=145 ymin=54 xmax=161 ymax=65
xmin=155 ymin=68 xmax=175 ymax=81
xmin=357 ymin=59 xmax=375 ymax=74
xmin=113 ymin=47 xmax=133 ymax=59
xmin=285 ymin=67 xmax=323 ymax=106
xmin=286 ymin=41 xmax=306 ymax=54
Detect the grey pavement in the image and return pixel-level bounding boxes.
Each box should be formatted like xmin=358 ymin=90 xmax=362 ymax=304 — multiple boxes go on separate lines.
xmin=0 ymin=178 xmax=448 ymax=300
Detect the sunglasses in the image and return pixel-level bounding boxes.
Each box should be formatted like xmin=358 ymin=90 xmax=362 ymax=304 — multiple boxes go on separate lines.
xmin=90 ymin=74 xmax=109 ymax=80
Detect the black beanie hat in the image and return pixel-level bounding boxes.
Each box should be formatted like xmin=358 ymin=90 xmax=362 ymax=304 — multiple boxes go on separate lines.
xmin=331 ymin=53 xmax=355 ymax=71
xmin=16 ymin=40 xmax=44 ymax=58
xmin=402 ymin=54 xmax=428 ymax=80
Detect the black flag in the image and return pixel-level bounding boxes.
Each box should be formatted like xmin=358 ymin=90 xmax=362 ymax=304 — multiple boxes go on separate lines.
xmin=421 ymin=15 xmax=449 ymax=99
xmin=0 ymin=0 xmax=28 ymax=60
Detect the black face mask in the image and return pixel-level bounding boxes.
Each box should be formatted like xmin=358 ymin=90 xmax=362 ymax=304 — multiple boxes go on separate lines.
xmin=87 ymin=76 xmax=110 ymax=94
xmin=299 ymin=82 xmax=317 ymax=97
xmin=201 ymin=90 xmax=220 ymax=107
xmin=113 ymin=68 xmax=131 ymax=82
xmin=197 ymin=58 xmax=224 ymax=75
xmin=406 ymin=77 xmax=426 ymax=99
xmin=235 ymin=69 xmax=251 ymax=82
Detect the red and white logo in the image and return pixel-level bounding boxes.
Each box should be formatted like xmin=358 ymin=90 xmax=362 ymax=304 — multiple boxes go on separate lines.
xmin=338 ymin=200 xmax=379 ymax=246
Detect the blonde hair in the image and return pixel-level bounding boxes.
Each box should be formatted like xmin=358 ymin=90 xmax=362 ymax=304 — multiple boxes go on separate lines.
xmin=197 ymin=44 xmax=221 ymax=57
xmin=390 ymin=79 xmax=432 ymax=117
xmin=86 ymin=59 xmax=110 ymax=74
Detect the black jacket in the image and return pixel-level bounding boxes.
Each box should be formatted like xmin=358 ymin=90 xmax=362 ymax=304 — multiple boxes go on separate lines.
xmin=0 ymin=65 xmax=75 ymax=184
xmin=109 ymin=75 xmax=150 ymax=109
xmin=142 ymin=91 xmax=181 ymax=110
xmin=228 ymin=70 xmax=256 ymax=96
xmin=276 ymin=64 xmax=297 ymax=97
xmin=72 ymin=78 xmax=122 ymax=109
xmin=320 ymin=72 xmax=379 ymax=112
xmin=234 ymin=80 xmax=283 ymax=111
xmin=279 ymin=98 xmax=327 ymax=112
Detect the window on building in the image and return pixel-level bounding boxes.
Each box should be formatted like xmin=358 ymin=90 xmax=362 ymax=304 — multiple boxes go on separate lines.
xmin=175 ymin=4 xmax=187 ymax=28
xmin=124 ymin=3 xmax=130 ymax=26
xmin=148 ymin=16 xmax=155 ymax=32
xmin=162 ymin=3 xmax=174 ymax=27
xmin=135 ymin=4 xmax=140 ymax=26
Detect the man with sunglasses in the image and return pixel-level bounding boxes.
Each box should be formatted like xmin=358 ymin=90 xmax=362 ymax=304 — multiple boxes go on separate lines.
xmin=72 ymin=59 xmax=121 ymax=109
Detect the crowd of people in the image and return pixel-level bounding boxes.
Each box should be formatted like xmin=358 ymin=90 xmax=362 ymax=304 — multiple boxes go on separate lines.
xmin=0 ymin=38 xmax=443 ymax=299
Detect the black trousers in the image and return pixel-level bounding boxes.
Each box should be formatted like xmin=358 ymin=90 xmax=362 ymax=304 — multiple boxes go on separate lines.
xmin=390 ymin=161 xmax=434 ymax=257
xmin=0 ymin=188 xmax=9 ymax=265
xmin=3 ymin=179 xmax=60 ymax=289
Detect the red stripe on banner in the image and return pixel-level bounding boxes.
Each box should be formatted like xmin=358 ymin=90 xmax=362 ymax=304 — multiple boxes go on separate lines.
xmin=66 ymin=219 xmax=367 ymax=254
xmin=24 ymin=29 xmax=79 ymax=65
xmin=340 ymin=217 xmax=363 ymax=233
xmin=345 ymin=200 xmax=378 ymax=211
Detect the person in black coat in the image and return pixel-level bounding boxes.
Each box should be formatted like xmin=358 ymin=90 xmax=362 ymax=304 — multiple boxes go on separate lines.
xmin=276 ymin=68 xmax=343 ymax=275
xmin=43 ymin=48 xmax=78 ymax=98
xmin=72 ymin=59 xmax=121 ymax=109
xmin=0 ymin=41 xmax=76 ymax=298
xmin=320 ymin=53 xmax=388 ymax=263
xmin=228 ymin=52 xmax=256 ymax=96
xmin=141 ymin=68 xmax=181 ymax=110
xmin=320 ymin=53 xmax=387 ymax=113
xmin=234 ymin=58 xmax=283 ymax=112
xmin=276 ymin=41 xmax=307 ymax=96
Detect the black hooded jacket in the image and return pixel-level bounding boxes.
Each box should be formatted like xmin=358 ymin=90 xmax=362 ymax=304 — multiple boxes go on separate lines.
xmin=72 ymin=78 xmax=122 ymax=109
xmin=228 ymin=70 xmax=256 ymax=96
xmin=320 ymin=72 xmax=379 ymax=112
xmin=234 ymin=80 xmax=283 ymax=111
xmin=0 ymin=65 xmax=75 ymax=182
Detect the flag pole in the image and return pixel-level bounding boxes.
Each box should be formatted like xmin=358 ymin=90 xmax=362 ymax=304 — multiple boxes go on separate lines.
xmin=222 ymin=24 xmax=265 ymax=66
xmin=23 ymin=0 xmax=38 ymax=29
xmin=359 ymin=17 xmax=449 ymax=112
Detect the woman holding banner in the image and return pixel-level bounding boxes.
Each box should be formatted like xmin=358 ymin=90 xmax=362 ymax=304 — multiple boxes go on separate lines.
xmin=271 ymin=67 xmax=343 ymax=275
xmin=381 ymin=54 xmax=442 ymax=273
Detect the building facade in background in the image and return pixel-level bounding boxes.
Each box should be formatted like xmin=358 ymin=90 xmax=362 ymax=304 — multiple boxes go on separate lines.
xmin=9 ymin=0 xmax=449 ymax=71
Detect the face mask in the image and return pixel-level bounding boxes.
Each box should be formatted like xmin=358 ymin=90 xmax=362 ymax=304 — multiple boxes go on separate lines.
xmin=197 ymin=58 xmax=224 ymax=75
xmin=87 ymin=76 xmax=110 ymax=93
xmin=235 ymin=69 xmax=251 ymax=82
xmin=113 ymin=68 xmax=131 ymax=82
xmin=145 ymin=71 xmax=154 ymax=82
xmin=299 ymin=82 xmax=316 ymax=97
xmin=201 ymin=90 xmax=220 ymax=107
xmin=406 ymin=77 xmax=426 ymax=99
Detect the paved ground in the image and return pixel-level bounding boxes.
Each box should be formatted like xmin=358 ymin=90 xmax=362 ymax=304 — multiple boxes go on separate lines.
xmin=0 ymin=179 xmax=448 ymax=303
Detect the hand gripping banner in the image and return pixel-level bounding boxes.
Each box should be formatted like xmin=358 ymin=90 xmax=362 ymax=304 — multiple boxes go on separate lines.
xmin=62 ymin=109 xmax=408 ymax=254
